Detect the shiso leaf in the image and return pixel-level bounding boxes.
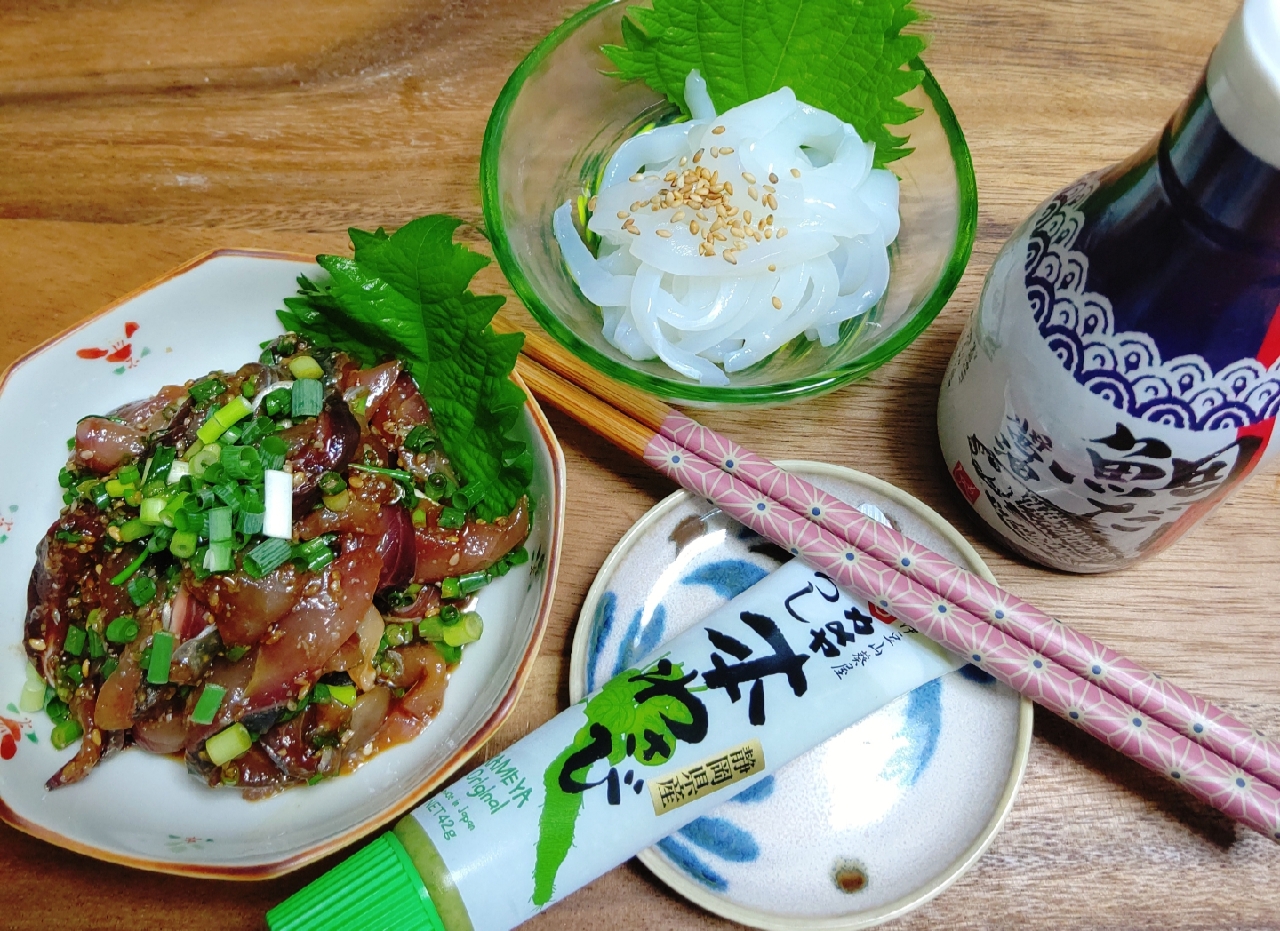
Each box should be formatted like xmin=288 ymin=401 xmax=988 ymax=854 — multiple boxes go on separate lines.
xmin=603 ymin=0 xmax=927 ymax=167
xmin=277 ymin=216 xmax=532 ymax=522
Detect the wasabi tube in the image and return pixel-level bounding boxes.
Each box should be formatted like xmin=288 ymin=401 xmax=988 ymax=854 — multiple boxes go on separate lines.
xmin=269 ymin=559 xmax=961 ymax=931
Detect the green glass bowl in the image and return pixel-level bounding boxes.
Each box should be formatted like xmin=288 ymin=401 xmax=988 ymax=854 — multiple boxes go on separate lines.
xmin=481 ymin=0 xmax=977 ymax=407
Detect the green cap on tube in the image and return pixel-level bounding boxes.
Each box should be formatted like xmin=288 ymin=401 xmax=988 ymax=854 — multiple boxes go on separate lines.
xmin=268 ymin=832 xmax=446 ymax=931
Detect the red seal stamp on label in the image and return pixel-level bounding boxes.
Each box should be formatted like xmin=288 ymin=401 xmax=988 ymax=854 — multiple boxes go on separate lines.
xmin=951 ymin=461 xmax=981 ymax=505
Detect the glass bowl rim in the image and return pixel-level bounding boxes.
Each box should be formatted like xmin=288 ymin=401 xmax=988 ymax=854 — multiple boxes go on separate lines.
xmin=480 ymin=0 xmax=978 ymax=406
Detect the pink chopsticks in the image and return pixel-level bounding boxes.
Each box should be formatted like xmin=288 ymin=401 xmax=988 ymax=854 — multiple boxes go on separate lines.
xmin=509 ymin=331 xmax=1280 ymax=842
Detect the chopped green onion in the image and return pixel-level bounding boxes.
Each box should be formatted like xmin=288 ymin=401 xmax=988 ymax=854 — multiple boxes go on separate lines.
xmin=236 ymin=510 xmax=264 ymax=535
xmin=327 ymin=684 xmax=357 ymax=707
xmin=221 ymin=424 xmax=243 ymax=446
xmin=411 ymin=506 xmax=426 ymax=527
xmin=244 ymin=537 xmax=291 ymax=578
xmin=508 ymin=546 xmax=530 ymax=566
xmin=457 ymin=570 xmax=487 ymax=596
xmin=51 ymin=718 xmax=83 ymax=751
xmin=436 ymin=643 xmax=462 ymax=665
xmin=169 ymin=530 xmax=198 ymax=559
xmin=204 ymin=541 xmax=234 ymax=573
xmin=225 ymin=645 xmax=249 ymax=663
xmin=147 ymin=631 xmax=174 ymax=685
xmin=291 ymin=378 xmax=323 ymax=418
xmin=241 ymin=377 xmax=257 ymax=399
xmin=292 ymin=535 xmax=335 ymax=572
xmin=188 ymin=377 xmax=226 ymax=404
xmin=45 ymin=698 xmax=70 ymax=723
xmin=440 ymin=577 xmax=461 ymax=601
xmin=100 ymin=657 xmax=118 ymax=679
xmin=189 ymin=686 xmax=227 ymax=727
xmin=260 ymin=435 xmax=288 ymax=470
xmin=188 ymin=443 xmax=222 ymax=477
xmin=288 ymin=355 xmax=325 ymax=380
xmin=384 ymin=623 xmax=413 ymax=647
xmin=110 ymin=549 xmax=148 ymax=586
xmin=262 ymin=387 xmax=292 ymax=418
xmin=58 ymin=466 xmax=79 ymax=489
xmin=318 ymin=471 xmax=347 ymax=497
xmin=322 ymin=490 xmax=350 ymax=513
xmin=349 ymin=463 xmax=414 ymax=483
xmin=127 ymin=573 xmax=157 ymax=607
xmin=105 ymin=478 xmax=130 ymax=498
xmin=197 ymin=396 xmax=254 ymax=445
xmin=166 ymin=459 xmax=190 ymax=485
xmin=86 ymin=482 xmax=111 ymax=510
xmin=205 ymin=723 xmax=252 ymax=767
xmin=145 ymin=445 xmax=178 ymax=485
xmin=418 ymin=616 xmax=446 ymax=641
xmin=443 ymin=612 xmax=483 ymax=647
xmin=437 ymin=507 xmax=466 ymax=530
xmin=20 ymin=663 xmax=47 ymax=713
xmin=139 ymin=496 xmax=168 ymax=526
xmin=63 ymin=626 xmax=86 ymax=657
xmin=404 ymin=426 xmax=437 ymax=453
xmin=427 ymin=472 xmax=449 ymax=491
xmin=105 ymin=616 xmax=140 ymax=643
xmin=207 ymin=506 xmax=233 ymax=543
xmin=146 ymin=526 xmax=174 ymax=553
xmin=440 ymin=604 xmax=461 ymax=625
xmin=87 ymin=629 xmax=105 ymax=659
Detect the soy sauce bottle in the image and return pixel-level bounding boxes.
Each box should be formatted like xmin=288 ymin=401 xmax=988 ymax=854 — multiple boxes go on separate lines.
xmin=938 ymin=0 xmax=1280 ymax=572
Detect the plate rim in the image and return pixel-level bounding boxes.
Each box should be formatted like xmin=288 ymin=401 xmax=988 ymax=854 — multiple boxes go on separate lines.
xmin=0 ymin=249 xmax=568 ymax=880
xmin=569 ymin=459 xmax=1033 ymax=930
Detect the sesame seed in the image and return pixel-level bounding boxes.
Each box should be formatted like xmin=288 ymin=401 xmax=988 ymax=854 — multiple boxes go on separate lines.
xmin=710 ymin=147 xmax=720 ymax=158
xmin=656 ymin=229 xmax=672 ymax=238
xmin=772 ymin=296 xmax=783 ymax=309
xmin=672 ymin=209 xmax=686 ymax=221
xmin=712 ymin=231 xmax=727 ymax=242
xmin=764 ymin=228 xmax=773 ymax=239
xmin=689 ymin=220 xmax=700 ymax=234
xmin=630 ymin=173 xmax=643 ymax=182
xmin=589 ymin=196 xmax=599 ymax=211
xmin=720 ymin=147 xmax=734 ymax=155
xmin=712 ymin=124 xmax=726 ymax=134
xmin=679 ymin=156 xmax=688 ymax=166
xmin=757 ymin=218 xmax=765 ymax=230
xmin=693 ymin=149 xmax=704 ymax=163
xmin=768 ymin=172 xmax=779 ymax=184
xmin=766 ymin=214 xmax=774 ymax=225
xmin=765 ymin=193 xmax=778 ymax=210
xmin=724 ymin=181 xmax=734 ymax=195
xmin=616 ymin=210 xmax=630 ymax=219
xmin=763 ymin=184 xmax=775 ymax=193
xmin=741 ymin=171 xmax=757 ymax=184
xmin=723 ymin=250 xmax=738 ymax=264
xmin=743 ymin=210 xmax=752 ymax=224
xmin=790 ymin=168 xmax=801 ymax=178
xmin=768 ymin=263 xmax=777 ymax=272
xmin=748 ymin=186 xmax=759 ymax=201
xmin=627 ymin=226 xmax=641 ymax=235
xmin=777 ymin=227 xmax=788 ymax=238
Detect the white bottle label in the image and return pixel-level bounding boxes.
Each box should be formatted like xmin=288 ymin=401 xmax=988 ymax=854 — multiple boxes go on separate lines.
xmin=412 ymin=558 xmax=960 ymax=931
xmin=938 ymin=179 xmax=1280 ymax=571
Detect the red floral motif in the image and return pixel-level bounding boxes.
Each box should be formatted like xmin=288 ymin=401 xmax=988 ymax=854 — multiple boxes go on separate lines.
xmin=951 ymin=461 xmax=981 ymax=506
xmin=0 ymin=715 xmax=29 ymax=761
xmin=77 ymin=321 xmax=144 ymax=369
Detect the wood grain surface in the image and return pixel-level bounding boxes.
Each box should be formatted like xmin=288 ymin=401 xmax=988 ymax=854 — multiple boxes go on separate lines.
xmin=3 ymin=0 xmax=1279 ymax=928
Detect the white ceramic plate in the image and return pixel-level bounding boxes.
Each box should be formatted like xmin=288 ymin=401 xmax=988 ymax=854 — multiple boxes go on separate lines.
xmin=0 ymin=250 xmax=565 ymax=878
xmin=571 ymin=462 xmax=1032 ymax=930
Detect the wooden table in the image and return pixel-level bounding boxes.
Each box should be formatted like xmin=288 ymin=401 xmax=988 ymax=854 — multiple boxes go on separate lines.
xmin=3 ymin=0 xmax=1278 ymax=927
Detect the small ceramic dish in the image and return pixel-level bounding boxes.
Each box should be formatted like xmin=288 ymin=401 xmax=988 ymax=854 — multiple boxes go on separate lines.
xmin=570 ymin=462 xmax=1032 ymax=929
xmin=0 ymin=250 xmax=565 ymax=879
xmin=481 ymin=0 xmax=977 ymax=407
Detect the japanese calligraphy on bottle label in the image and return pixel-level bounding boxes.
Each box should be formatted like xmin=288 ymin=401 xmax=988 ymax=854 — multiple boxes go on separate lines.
xmin=412 ymin=557 xmax=960 ymax=931
xmin=650 ymin=739 xmax=765 ymax=815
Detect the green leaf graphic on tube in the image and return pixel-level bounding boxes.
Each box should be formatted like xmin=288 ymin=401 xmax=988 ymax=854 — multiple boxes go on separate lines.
xmin=603 ymin=0 xmax=927 ymax=166
xmin=533 ymin=659 xmax=707 ymax=906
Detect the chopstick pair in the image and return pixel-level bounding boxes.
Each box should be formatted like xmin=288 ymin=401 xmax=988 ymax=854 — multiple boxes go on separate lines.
xmin=505 ymin=324 xmax=1280 ymax=842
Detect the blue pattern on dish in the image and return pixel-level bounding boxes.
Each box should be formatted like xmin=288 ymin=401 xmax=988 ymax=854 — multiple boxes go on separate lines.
xmin=883 ymin=679 xmax=941 ymax=787
xmin=729 ymin=775 xmax=775 ymax=804
xmin=681 ymin=560 xmax=770 ymax=600
xmin=655 ymin=837 xmax=729 ymax=891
